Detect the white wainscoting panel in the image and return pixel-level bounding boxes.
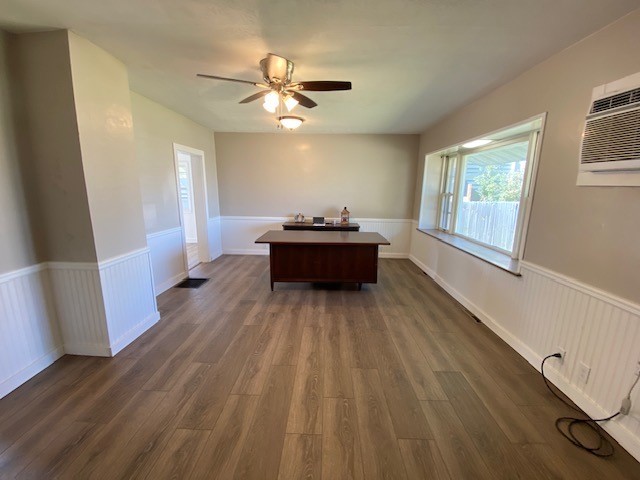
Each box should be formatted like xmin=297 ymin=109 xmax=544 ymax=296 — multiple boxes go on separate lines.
xmin=0 ymin=264 xmax=63 ymax=399
xmin=146 ymin=227 xmax=187 ymax=294
xmin=98 ymin=248 xmax=160 ymax=355
xmin=208 ymin=216 xmax=223 ymax=260
xmin=221 ymin=216 xmax=284 ymax=255
xmin=409 ymin=226 xmax=640 ymax=461
xmin=220 ymin=216 xmax=412 ymax=257
xmin=48 ymin=262 xmax=112 ymax=356
xmin=48 ymin=248 xmax=160 ymax=357
xmin=357 ymin=219 xmax=411 ymax=258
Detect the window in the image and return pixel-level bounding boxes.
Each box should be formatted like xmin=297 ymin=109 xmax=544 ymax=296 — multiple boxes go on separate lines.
xmin=433 ymin=118 xmax=543 ymax=259
xmin=178 ymin=159 xmax=194 ymax=214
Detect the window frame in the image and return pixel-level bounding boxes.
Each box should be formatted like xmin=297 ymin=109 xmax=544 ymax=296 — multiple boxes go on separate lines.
xmin=434 ymin=120 xmax=544 ymax=260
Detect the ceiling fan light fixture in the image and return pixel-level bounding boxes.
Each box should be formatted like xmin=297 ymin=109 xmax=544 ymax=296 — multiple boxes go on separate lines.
xmin=278 ymin=115 xmax=304 ymax=130
xmin=263 ymin=101 xmax=277 ymax=113
xmin=284 ymin=95 xmax=299 ymax=112
xmin=264 ymin=91 xmax=279 ymax=107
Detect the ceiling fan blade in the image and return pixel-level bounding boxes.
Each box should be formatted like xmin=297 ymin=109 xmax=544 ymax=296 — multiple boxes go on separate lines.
xmin=239 ymin=90 xmax=271 ymax=104
xmin=289 ymin=91 xmax=318 ymax=109
xmin=197 ymin=73 xmax=265 ymax=87
xmin=297 ymin=81 xmax=352 ymax=91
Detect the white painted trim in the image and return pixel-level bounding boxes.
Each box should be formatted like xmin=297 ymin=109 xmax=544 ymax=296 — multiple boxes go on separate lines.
xmin=521 ymin=261 xmax=640 ymax=317
xmin=408 ymin=251 xmax=640 ymax=461
xmin=220 ymin=215 xmax=415 ymax=223
xmin=208 ymin=216 xmax=223 ymax=261
xmin=356 ymin=218 xmax=414 ymax=223
xmin=222 ymin=216 xmax=288 ymax=222
xmin=408 ymin=254 xmax=436 ymax=278
xmin=220 ymin=216 xmax=412 ymax=259
xmin=110 ymin=311 xmax=160 ymax=355
xmin=0 ymin=263 xmax=47 ymax=284
xmin=47 ymin=261 xmax=98 ymax=271
xmin=0 ymin=346 xmax=64 ymax=399
xmin=156 ymin=270 xmax=188 ymax=294
xmin=173 ymin=143 xmax=211 ymax=271
xmin=379 ymin=253 xmax=409 ymax=259
xmin=98 ymin=247 xmax=151 ymax=270
xmin=146 ymin=226 xmax=183 ymax=240
xmin=222 ymin=249 xmax=269 ymax=256
xmin=542 ymin=363 xmax=640 ymax=462
xmin=63 ymin=342 xmax=112 ymax=357
xmin=173 ymin=142 xmax=207 ymax=157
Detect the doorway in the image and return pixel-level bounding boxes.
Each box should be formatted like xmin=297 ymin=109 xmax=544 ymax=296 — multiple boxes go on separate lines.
xmin=173 ymin=143 xmax=210 ymax=272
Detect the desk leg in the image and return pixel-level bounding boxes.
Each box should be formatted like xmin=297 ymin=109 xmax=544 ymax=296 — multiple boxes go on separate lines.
xmin=357 ymin=282 xmax=362 ymax=291
xmin=269 ymin=244 xmax=274 ymax=291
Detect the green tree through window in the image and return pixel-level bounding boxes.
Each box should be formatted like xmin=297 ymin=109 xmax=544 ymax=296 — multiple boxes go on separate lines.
xmin=473 ymin=165 xmax=524 ymax=201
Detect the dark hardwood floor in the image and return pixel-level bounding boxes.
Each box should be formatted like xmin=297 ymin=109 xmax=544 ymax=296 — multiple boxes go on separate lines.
xmin=1 ymin=255 xmax=639 ymax=479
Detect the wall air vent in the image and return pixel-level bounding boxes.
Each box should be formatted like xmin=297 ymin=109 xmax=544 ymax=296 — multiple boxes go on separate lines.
xmin=590 ymin=87 xmax=640 ymax=114
xmin=580 ymin=74 xmax=640 ymax=172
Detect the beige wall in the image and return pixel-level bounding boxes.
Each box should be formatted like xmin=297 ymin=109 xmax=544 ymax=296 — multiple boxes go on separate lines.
xmin=68 ymin=33 xmax=147 ymax=262
xmin=413 ymin=10 xmax=640 ymax=303
xmin=215 ymin=133 xmax=419 ymax=219
xmin=0 ymin=31 xmax=38 ymax=274
xmin=12 ymin=30 xmax=97 ymax=263
xmin=131 ymin=92 xmax=220 ymax=234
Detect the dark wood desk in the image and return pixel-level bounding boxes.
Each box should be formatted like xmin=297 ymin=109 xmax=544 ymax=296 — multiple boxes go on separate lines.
xmin=282 ymin=222 xmax=360 ymax=231
xmin=255 ymin=230 xmax=390 ymax=290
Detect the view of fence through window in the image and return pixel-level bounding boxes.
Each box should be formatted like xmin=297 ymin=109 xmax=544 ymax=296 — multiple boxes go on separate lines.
xmin=455 ymin=140 xmax=529 ymax=252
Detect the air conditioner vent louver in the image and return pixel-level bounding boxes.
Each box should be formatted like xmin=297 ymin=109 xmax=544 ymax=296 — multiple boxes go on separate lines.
xmin=578 ymin=72 xmax=640 ymax=184
xmin=581 ymin=109 xmax=640 ymax=165
xmin=590 ymin=87 xmax=640 ymax=114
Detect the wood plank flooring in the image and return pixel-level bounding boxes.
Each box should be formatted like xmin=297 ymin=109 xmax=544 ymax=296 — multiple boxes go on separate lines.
xmin=1 ymin=255 xmax=639 ymax=479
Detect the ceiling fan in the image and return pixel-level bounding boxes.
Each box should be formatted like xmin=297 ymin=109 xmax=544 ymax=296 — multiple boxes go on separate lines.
xmin=197 ymin=53 xmax=352 ymax=116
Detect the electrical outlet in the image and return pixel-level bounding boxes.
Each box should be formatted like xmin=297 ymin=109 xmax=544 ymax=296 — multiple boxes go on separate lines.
xmin=578 ymin=362 xmax=591 ymax=384
xmin=556 ymin=347 xmax=566 ymax=364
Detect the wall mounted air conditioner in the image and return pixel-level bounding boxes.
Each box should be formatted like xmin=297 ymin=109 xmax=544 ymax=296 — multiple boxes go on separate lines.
xmin=577 ymin=72 xmax=640 ymax=186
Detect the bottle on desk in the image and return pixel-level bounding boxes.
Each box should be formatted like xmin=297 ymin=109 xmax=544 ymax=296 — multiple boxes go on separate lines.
xmin=341 ymin=207 xmax=350 ymax=225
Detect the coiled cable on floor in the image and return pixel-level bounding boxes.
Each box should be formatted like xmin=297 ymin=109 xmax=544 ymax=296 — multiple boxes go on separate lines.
xmin=541 ymin=353 xmax=619 ymax=458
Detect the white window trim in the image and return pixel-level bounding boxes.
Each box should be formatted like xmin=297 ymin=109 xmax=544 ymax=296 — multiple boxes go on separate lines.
xmin=425 ymin=113 xmax=547 ymax=262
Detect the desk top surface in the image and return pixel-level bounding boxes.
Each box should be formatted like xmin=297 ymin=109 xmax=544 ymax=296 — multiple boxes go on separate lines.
xmin=282 ymin=222 xmax=360 ymax=227
xmin=255 ymin=230 xmax=390 ymax=245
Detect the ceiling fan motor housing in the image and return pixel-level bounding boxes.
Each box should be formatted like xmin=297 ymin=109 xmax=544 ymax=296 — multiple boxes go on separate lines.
xmin=260 ymin=53 xmax=294 ymax=85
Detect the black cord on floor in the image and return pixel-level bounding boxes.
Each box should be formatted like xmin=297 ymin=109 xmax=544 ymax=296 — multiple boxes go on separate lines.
xmin=541 ymin=353 xmax=619 ymax=458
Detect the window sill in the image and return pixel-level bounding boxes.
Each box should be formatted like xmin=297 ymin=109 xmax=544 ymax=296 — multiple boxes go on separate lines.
xmin=416 ymin=228 xmax=522 ymax=276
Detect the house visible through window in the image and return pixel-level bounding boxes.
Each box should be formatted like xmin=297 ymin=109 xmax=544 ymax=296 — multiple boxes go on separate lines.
xmin=431 ymin=116 xmax=544 ymax=260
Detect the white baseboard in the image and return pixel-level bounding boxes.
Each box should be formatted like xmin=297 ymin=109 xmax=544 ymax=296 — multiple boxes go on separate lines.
xmin=380 ymin=253 xmax=409 ymax=259
xmin=156 ymin=271 xmax=188 ymax=294
xmin=409 ymin=240 xmax=640 ymax=462
xmin=0 ymin=346 xmax=64 ymax=399
xmin=146 ymin=227 xmax=186 ymax=295
xmin=222 ymin=248 xmax=268 ymax=255
xmin=427 ymin=265 xmax=640 ymax=461
xmin=63 ymin=342 xmax=112 ymax=357
xmin=408 ymin=254 xmax=435 ymax=278
xmin=110 ymin=311 xmax=160 ymax=355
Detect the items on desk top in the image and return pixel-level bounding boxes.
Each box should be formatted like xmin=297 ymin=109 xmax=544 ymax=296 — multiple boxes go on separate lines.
xmin=294 ymin=213 xmax=305 ymax=223
xmin=341 ymin=207 xmax=350 ymax=225
xmin=312 ymin=216 xmax=325 ymax=226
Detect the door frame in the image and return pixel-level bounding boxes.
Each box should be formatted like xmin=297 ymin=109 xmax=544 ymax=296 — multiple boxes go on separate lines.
xmin=172 ymin=143 xmax=211 ymax=273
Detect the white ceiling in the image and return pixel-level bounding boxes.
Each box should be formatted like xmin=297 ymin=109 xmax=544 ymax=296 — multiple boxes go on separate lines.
xmin=1 ymin=0 xmax=638 ymax=134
